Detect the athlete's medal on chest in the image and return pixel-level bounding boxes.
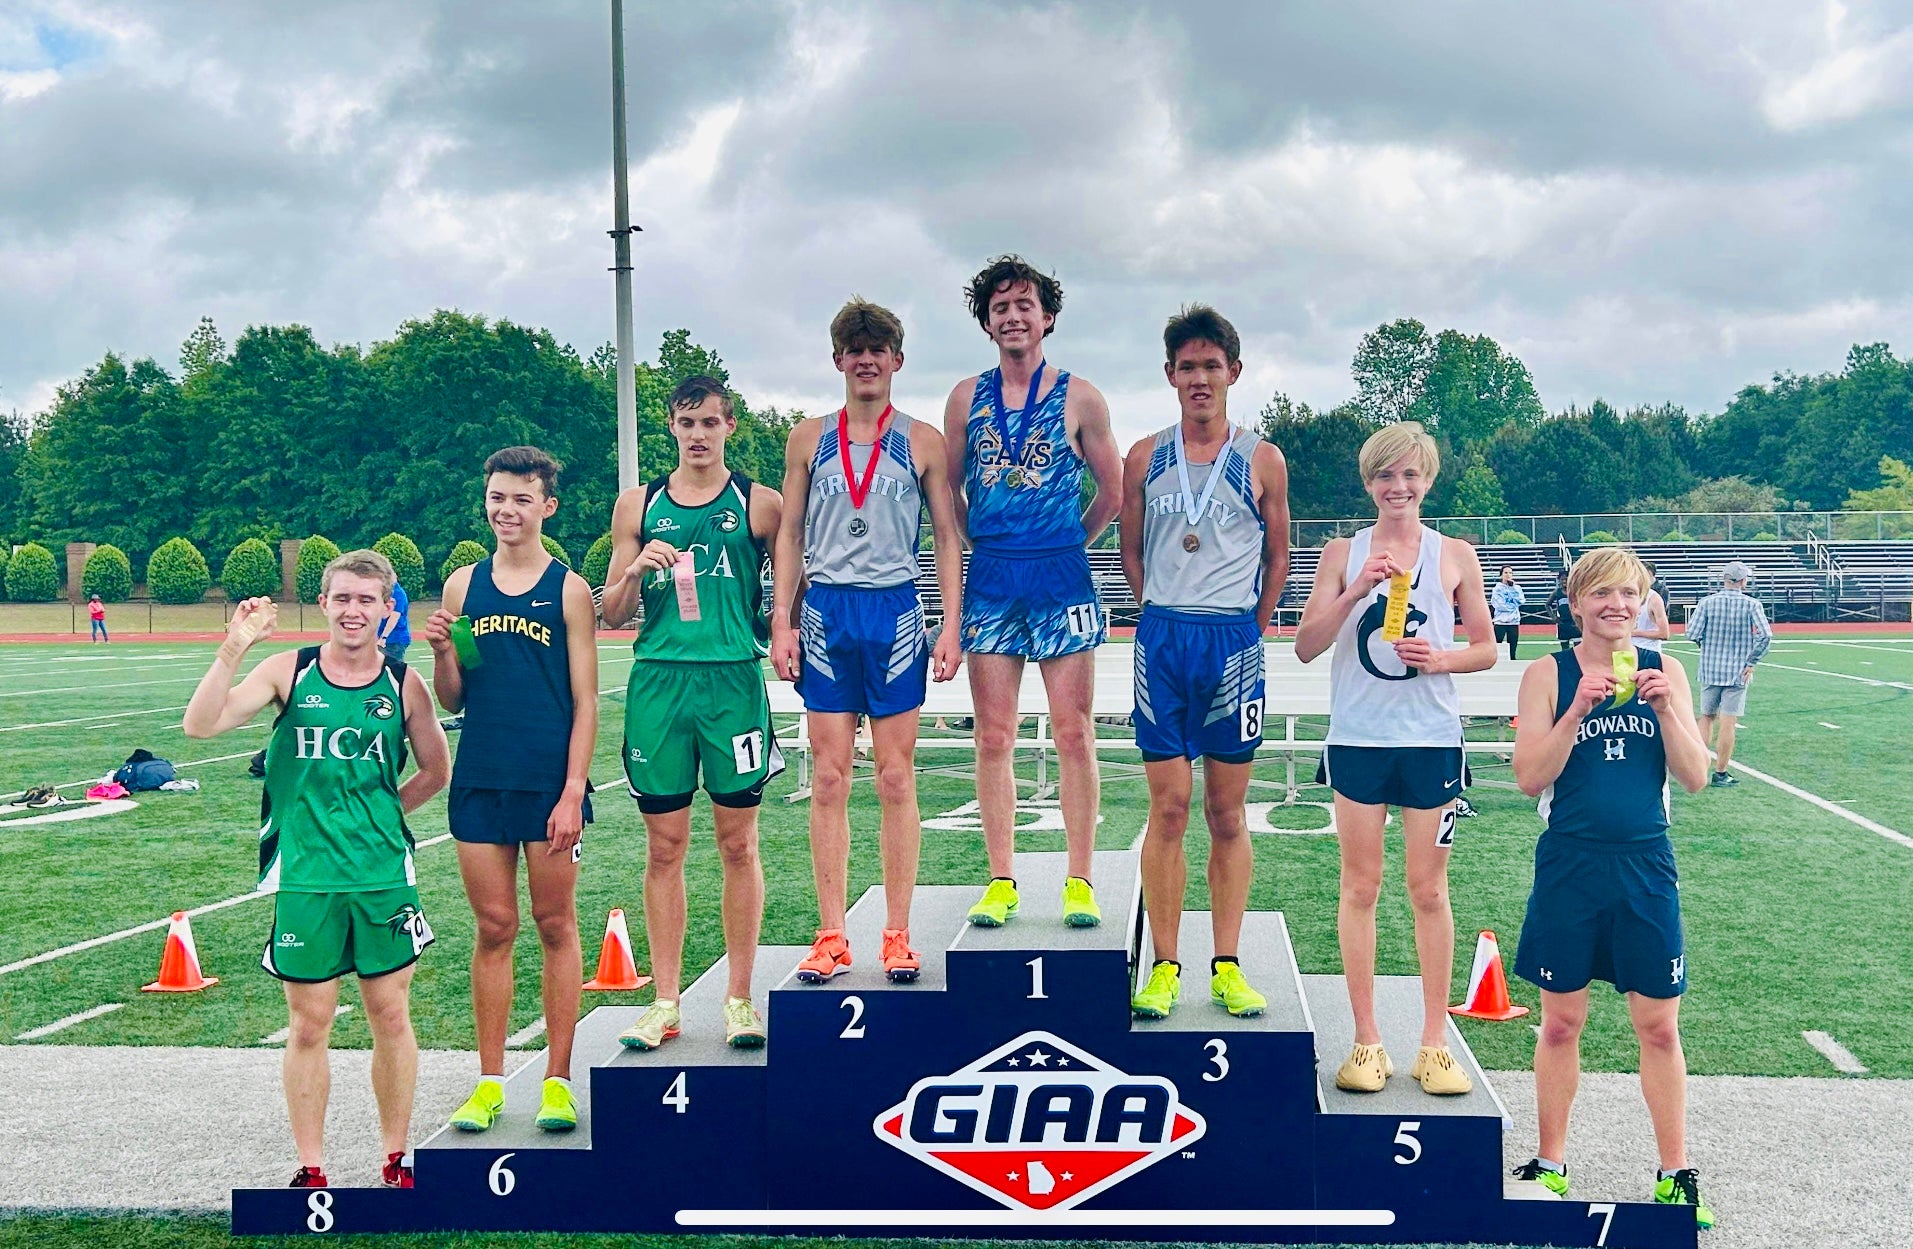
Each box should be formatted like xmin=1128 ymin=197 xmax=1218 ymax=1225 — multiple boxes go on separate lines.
xmin=673 ymin=550 xmax=701 ymax=623
xmin=1173 ymin=422 xmax=1236 ymax=557
xmin=838 ymin=404 xmax=894 ymax=535
xmin=989 ymin=361 xmax=1045 ymax=489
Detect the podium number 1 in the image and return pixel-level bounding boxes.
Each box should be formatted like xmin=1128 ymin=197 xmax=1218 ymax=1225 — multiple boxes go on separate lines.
xmin=1026 ymin=957 xmax=1047 ymax=1000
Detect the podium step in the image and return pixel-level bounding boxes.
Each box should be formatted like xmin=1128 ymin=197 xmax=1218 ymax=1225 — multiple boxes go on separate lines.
xmin=1301 ymin=973 xmax=1507 ymax=1124
xmin=1131 ymin=910 xmax=1311 ymax=1033
xmin=949 ymin=849 xmax=1141 ymax=956
xmin=771 ymin=884 xmax=977 ymax=992
xmin=604 ymin=944 xmax=810 ymax=1073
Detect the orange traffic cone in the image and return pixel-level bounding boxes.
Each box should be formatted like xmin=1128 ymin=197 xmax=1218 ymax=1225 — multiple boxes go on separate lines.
xmin=1448 ymin=929 xmax=1528 ymax=1021
xmin=583 ymin=908 xmax=651 ymax=991
xmin=142 ymin=911 xmax=219 ymax=992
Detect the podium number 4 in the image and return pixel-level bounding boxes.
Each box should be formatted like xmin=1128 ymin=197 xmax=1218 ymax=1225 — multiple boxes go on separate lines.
xmin=663 ymin=1072 xmax=689 ymax=1113
xmin=1393 ymin=1121 xmax=1422 ymax=1165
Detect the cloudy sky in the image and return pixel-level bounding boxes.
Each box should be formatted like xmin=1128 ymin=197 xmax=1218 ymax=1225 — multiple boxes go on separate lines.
xmin=4 ymin=0 xmax=1912 ymax=448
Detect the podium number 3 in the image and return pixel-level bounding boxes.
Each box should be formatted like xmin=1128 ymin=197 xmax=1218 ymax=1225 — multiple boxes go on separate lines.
xmin=1203 ymin=1038 xmax=1229 ymax=1082
xmin=1393 ymin=1121 xmax=1422 ymax=1165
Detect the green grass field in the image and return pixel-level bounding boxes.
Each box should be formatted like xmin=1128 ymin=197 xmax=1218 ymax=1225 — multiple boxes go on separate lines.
xmin=4 ymin=634 xmax=1910 ymax=1083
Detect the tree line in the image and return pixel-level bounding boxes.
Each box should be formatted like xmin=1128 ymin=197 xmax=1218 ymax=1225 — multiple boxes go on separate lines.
xmin=2 ymin=309 xmax=1908 ymax=598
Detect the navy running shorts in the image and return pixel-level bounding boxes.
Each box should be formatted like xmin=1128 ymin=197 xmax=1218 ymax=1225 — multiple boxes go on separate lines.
xmin=1513 ymin=835 xmax=1686 ymax=998
xmin=1317 ymin=744 xmax=1468 ymax=810
xmin=449 ymin=785 xmax=593 ymax=849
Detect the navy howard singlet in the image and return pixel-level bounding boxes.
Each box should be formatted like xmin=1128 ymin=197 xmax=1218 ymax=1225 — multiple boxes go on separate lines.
xmin=452 ymin=557 xmax=575 ymax=792
xmin=1537 ymin=647 xmax=1670 ymax=848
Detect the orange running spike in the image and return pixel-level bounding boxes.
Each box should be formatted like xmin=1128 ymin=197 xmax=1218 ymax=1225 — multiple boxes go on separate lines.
xmin=583 ymin=908 xmax=652 ymax=992
xmin=142 ymin=911 xmax=219 ymax=992
xmin=1448 ymin=929 xmax=1529 ymax=1021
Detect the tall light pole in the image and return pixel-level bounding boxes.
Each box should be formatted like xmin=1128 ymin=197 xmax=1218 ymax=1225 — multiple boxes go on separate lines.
xmin=610 ymin=0 xmax=640 ymax=490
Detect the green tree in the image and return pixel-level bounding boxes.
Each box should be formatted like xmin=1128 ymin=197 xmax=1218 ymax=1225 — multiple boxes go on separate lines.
xmin=583 ymin=532 xmax=614 ymax=586
xmin=1451 ymin=460 xmax=1508 ymax=516
xmin=82 ymin=543 xmax=133 ymax=601
xmin=1351 ymin=319 xmax=1434 ymax=424
xmin=441 ymin=539 xmax=488 ymax=583
xmin=221 ymin=538 xmax=281 ymax=601
xmin=295 ymin=534 xmax=342 ymax=603
xmin=146 ymin=537 xmax=212 ymax=604
xmin=1420 ymin=330 xmax=1545 ymax=448
xmin=178 ymin=316 xmax=227 ymax=380
xmin=1846 ymin=456 xmax=1913 ymax=511
xmin=0 ymin=411 xmax=26 ymax=541
xmin=5 ymin=542 xmax=59 ymax=602
xmin=1261 ymin=396 xmax=1377 ymax=520
xmin=0 ymin=544 xmax=10 ymax=592
xmin=371 ymin=533 xmax=426 ymax=594
xmin=18 ymin=353 xmax=196 ymax=569
xmin=541 ymin=533 xmax=571 ymax=566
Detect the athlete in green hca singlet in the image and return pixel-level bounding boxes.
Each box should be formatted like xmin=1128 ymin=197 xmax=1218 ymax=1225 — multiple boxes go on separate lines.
xmin=184 ymin=548 xmax=450 ymax=1191
xmin=600 ymin=374 xmax=785 ymax=1052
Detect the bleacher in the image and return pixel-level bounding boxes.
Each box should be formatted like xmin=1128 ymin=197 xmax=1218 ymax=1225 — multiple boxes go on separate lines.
xmin=899 ymin=536 xmax=1913 ymax=628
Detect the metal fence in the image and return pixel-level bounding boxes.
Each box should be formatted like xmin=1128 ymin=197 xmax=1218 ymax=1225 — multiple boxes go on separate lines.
xmin=0 ymin=600 xmax=443 ymax=637
xmin=1290 ymin=510 xmax=1913 ymax=548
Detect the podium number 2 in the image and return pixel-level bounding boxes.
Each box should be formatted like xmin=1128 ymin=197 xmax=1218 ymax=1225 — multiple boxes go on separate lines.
xmin=663 ymin=1072 xmax=689 ymax=1113
xmin=1392 ymin=1121 xmax=1422 ymax=1165
xmin=840 ymin=995 xmax=866 ymax=1038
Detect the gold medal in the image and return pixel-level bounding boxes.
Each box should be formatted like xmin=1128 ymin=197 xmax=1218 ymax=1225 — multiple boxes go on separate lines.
xmin=1182 ymin=532 xmax=1201 ymax=553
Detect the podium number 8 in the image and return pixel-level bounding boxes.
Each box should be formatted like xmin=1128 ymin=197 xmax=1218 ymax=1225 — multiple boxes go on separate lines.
xmin=305 ymin=1190 xmax=334 ymax=1232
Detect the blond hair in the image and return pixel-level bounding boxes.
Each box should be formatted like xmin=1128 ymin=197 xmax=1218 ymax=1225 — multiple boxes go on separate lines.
xmin=320 ymin=549 xmax=396 ymax=600
xmin=1566 ymin=546 xmax=1651 ymax=609
xmin=1358 ymin=421 xmax=1441 ymax=483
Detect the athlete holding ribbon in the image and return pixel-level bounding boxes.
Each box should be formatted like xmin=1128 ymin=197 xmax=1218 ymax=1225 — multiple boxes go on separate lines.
xmin=943 ymin=255 xmax=1125 ymax=930
xmin=772 ymin=299 xmax=964 ymax=984
xmin=1121 ymin=306 xmax=1290 ymax=1021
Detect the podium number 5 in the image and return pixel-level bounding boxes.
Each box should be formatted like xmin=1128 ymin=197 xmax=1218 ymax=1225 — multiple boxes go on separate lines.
xmin=1393 ymin=1121 xmax=1421 ymax=1165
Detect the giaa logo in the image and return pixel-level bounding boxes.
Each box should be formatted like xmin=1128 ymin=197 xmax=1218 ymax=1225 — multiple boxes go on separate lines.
xmin=874 ymin=1030 xmax=1205 ymax=1211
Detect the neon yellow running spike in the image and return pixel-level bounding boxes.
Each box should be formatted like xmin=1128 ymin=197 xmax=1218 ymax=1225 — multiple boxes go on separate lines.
xmin=1653 ymin=1169 xmax=1716 ymax=1230
xmin=1210 ymin=962 xmax=1267 ymax=1017
xmin=966 ymin=878 xmax=1020 ymax=927
xmin=1131 ymin=961 xmax=1181 ymax=1019
xmin=1061 ymin=876 xmax=1101 ymax=928
xmin=534 ymin=1077 xmax=577 ymax=1133
xmin=723 ymin=996 xmax=767 ymax=1049
xmin=449 ymin=1077 xmax=504 ymax=1132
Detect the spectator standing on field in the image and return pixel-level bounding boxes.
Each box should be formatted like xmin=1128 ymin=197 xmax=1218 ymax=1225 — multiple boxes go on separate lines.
xmin=379 ymin=578 xmax=411 ymax=663
xmin=1550 ymin=571 xmax=1578 ymax=650
xmin=1684 ymin=561 xmax=1771 ymax=788
xmin=89 ymin=593 xmax=108 ymax=643
xmin=1490 ymin=565 xmax=1526 ymax=660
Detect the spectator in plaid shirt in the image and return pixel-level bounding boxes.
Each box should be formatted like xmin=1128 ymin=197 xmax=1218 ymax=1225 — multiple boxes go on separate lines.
xmin=1684 ymin=561 xmax=1771 ymax=787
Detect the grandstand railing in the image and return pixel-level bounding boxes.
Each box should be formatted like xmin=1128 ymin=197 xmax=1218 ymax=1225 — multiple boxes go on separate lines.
xmin=1290 ymin=510 xmax=1913 ymax=547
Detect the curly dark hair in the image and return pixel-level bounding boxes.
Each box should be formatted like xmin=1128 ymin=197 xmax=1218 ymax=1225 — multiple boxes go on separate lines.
xmin=964 ymin=254 xmax=1063 ymax=337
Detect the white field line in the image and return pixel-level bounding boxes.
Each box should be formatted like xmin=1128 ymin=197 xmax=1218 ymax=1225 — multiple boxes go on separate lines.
xmin=1819 ymin=722 xmax=1842 ymax=730
xmin=14 ymin=1002 xmax=124 ymax=1041
xmin=259 ymin=1005 xmax=352 ymax=1046
xmin=1801 ymin=639 xmax=1913 ymax=656
xmin=1729 ymin=762 xmax=1913 ymax=849
xmin=0 ymin=704 xmax=193 ymax=733
xmin=1 ymin=748 xmax=263 ymax=803
xmin=505 ymin=1017 xmax=548 ymax=1049
xmin=0 ymin=676 xmax=210 ymax=698
xmin=1802 ymin=1030 xmax=1869 ymax=1075
xmin=1758 ymin=662 xmax=1913 ymax=691
xmin=0 ymin=660 xmax=218 ymax=681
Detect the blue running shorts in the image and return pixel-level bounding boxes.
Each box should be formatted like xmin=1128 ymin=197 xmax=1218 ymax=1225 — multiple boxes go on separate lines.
xmin=1513 ymin=835 xmax=1686 ymax=998
xmin=1134 ymin=606 xmax=1265 ymax=763
xmin=795 ymin=581 xmax=929 ymax=718
xmin=961 ymin=544 xmax=1105 ymax=661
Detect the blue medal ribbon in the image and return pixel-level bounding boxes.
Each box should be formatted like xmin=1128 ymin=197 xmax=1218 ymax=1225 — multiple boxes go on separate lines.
xmin=988 ymin=359 xmax=1046 ymax=470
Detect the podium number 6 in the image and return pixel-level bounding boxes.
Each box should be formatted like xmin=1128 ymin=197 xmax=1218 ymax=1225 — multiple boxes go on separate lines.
xmin=1393 ymin=1121 xmax=1422 ymax=1165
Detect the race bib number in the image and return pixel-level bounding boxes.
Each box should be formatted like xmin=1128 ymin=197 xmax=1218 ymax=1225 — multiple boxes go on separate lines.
xmin=1239 ymin=697 xmax=1264 ymax=742
xmin=732 ymin=730 xmax=764 ymax=774
xmin=1065 ymin=602 xmax=1099 ymax=638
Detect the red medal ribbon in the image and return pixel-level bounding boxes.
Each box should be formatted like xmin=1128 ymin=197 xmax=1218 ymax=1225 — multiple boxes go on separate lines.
xmin=837 ymin=404 xmax=894 ymax=509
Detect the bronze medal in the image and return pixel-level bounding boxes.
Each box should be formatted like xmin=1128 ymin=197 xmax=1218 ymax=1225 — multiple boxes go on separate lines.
xmin=1182 ymin=532 xmax=1201 ymax=553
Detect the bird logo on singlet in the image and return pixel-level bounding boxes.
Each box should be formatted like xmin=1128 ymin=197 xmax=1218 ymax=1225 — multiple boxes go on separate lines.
xmin=363 ymin=693 xmax=396 ymax=721
xmin=715 ymin=509 xmax=740 ymax=534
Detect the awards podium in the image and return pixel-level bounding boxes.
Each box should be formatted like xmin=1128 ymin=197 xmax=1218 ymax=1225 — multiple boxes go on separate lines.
xmin=234 ymin=849 xmax=1694 ymax=1247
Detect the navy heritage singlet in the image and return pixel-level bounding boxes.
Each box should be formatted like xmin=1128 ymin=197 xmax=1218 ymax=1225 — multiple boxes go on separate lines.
xmin=1537 ymin=647 xmax=1670 ymax=848
xmin=452 ymin=557 xmax=576 ymax=792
